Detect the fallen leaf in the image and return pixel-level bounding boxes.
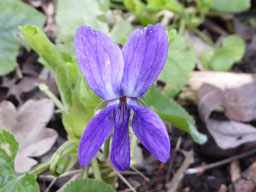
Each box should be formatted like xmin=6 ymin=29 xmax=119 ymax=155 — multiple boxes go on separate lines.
xmin=0 ymin=99 xmax=57 ymax=172
xmin=1 ymin=67 xmax=58 ymax=104
xmin=2 ymin=76 xmax=40 ymax=103
xmin=189 ymin=71 xmax=256 ymax=92
xmin=197 ymin=83 xmax=256 ymax=149
xmin=230 ymin=161 xmax=256 ymax=192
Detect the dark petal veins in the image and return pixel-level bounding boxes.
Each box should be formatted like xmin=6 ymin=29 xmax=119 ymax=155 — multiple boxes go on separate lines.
xmin=74 ymin=26 xmax=124 ymax=100
xmin=110 ymin=104 xmax=131 ymax=171
xmin=78 ymin=104 xmax=116 ymax=167
xmin=130 ymin=104 xmax=170 ymax=163
xmin=121 ymin=23 xmax=168 ymax=97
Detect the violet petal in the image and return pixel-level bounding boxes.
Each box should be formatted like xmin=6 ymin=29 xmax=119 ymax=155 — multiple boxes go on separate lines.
xmin=130 ymin=104 xmax=170 ymax=163
xmin=110 ymin=104 xmax=131 ymax=171
xmin=75 ymin=26 xmax=124 ymax=100
xmin=79 ymin=104 xmax=116 ymax=167
xmin=121 ymin=23 xmax=168 ymax=97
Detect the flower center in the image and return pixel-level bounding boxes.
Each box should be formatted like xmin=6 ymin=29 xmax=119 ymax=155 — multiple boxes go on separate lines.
xmin=120 ymin=97 xmax=126 ymax=104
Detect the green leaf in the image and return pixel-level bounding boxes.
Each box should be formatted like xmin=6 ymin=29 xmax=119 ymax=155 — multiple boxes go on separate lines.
xmin=212 ymin=0 xmax=251 ymax=13
xmin=64 ymin=178 xmax=116 ymax=192
xmin=195 ymin=0 xmax=212 ymax=13
xmin=62 ymin=67 xmax=101 ymax=137
xmin=20 ymin=25 xmax=72 ymax=106
xmin=55 ymin=0 xmax=109 ymax=54
xmin=159 ymin=34 xmax=196 ymax=97
xmin=109 ymin=16 xmax=133 ymax=43
xmin=166 ymin=29 xmax=177 ymax=44
xmin=200 ymin=35 xmax=245 ymax=71
xmin=0 ymin=130 xmax=39 ymax=192
xmin=0 ymin=0 xmax=45 ymax=75
xmin=148 ymin=0 xmax=186 ymax=16
xmin=20 ymin=25 xmax=101 ymax=138
xmin=124 ymin=0 xmax=158 ymax=25
xmin=143 ymin=86 xmax=207 ymax=144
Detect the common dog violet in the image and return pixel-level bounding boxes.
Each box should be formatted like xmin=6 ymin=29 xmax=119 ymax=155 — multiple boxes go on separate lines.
xmin=75 ymin=23 xmax=170 ymax=171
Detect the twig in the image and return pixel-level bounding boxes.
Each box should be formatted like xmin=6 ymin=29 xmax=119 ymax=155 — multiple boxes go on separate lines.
xmin=165 ymin=137 xmax=182 ymax=183
xmin=230 ymin=160 xmax=240 ymax=182
xmin=45 ymin=178 xmax=57 ymax=192
xmin=204 ymin=19 xmax=228 ymax=37
xmin=186 ymin=148 xmax=256 ymax=174
xmin=16 ymin=66 xmax=23 ymax=79
xmin=56 ymin=173 xmax=80 ymax=192
xmin=114 ymin=169 xmax=137 ymax=192
xmin=193 ymin=28 xmax=215 ymax=47
xmin=130 ymin=166 xmax=150 ymax=182
xmin=39 ymin=169 xmax=82 ymax=180
xmin=167 ymin=150 xmax=194 ymax=192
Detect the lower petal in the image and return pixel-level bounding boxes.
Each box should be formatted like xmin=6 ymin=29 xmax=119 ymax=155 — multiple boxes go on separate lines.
xmin=110 ymin=104 xmax=131 ymax=171
xmin=130 ymin=105 xmax=170 ymax=163
xmin=79 ymin=105 xmax=116 ymax=167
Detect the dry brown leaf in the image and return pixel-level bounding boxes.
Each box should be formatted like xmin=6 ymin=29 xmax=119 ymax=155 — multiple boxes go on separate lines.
xmin=2 ymin=76 xmax=40 ymax=103
xmin=0 ymin=99 xmax=57 ymax=172
xmin=197 ymin=83 xmax=256 ymax=149
xmin=229 ymin=161 xmax=256 ymax=192
xmin=189 ymin=71 xmax=256 ymax=92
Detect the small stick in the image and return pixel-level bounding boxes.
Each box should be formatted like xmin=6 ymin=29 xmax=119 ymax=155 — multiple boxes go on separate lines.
xmin=130 ymin=166 xmax=150 ymax=182
xmin=165 ymin=137 xmax=182 ymax=183
xmin=56 ymin=174 xmax=80 ymax=192
xmin=167 ymin=150 xmax=194 ymax=192
xmin=186 ymin=148 xmax=256 ymax=174
xmin=45 ymin=178 xmax=57 ymax=192
xmin=114 ymin=169 xmax=137 ymax=192
xmin=230 ymin=160 xmax=241 ymax=182
xmin=39 ymin=169 xmax=81 ymax=180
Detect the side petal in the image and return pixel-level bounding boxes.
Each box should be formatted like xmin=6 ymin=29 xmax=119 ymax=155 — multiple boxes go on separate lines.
xmin=121 ymin=23 xmax=168 ymax=97
xmin=75 ymin=26 xmax=124 ymax=100
xmin=110 ymin=105 xmax=131 ymax=171
xmin=130 ymin=105 xmax=170 ymax=163
xmin=79 ymin=105 xmax=116 ymax=167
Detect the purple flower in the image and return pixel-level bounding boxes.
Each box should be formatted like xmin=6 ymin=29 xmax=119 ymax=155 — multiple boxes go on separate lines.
xmin=75 ymin=23 xmax=170 ymax=171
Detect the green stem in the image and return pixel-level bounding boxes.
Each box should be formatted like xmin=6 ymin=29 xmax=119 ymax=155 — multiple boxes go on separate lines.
xmin=91 ymin=158 xmax=102 ymax=181
xmin=130 ymin=131 xmax=137 ymax=157
xmin=103 ymin=137 xmax=110 ymax=160
xmin=178 ymin=19 xmax=185 ymax=35
xmin=30 ymin=160 xmax=51 ymax=175
xmin=81 ymin=166 xmax=89 ymax=179
xmin=193 ymin=28 xmax=215 ymax=47
xmin=38 ymin=83 xmax=66 ymax=111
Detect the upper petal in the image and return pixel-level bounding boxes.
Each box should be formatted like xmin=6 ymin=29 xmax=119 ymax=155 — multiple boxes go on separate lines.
xmin=75 ymin=26 xmax=124 ymax=100
xmin=130 ymin=104 xmax=170 ymax=163
xmin=78 ymin=104 xmax=116 ymax=167
xmin=110 ymin=104 xmax=131 ymax=172
xmin=121 ymin=23 xmax=168 ymax=97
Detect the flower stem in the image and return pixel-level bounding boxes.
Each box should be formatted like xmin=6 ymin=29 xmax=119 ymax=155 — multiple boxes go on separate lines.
xmin=38 ymin=83 xmax=66 ymax=111
xmin=104 ymin=137 xmax=110 ymax=160
xmin=193 ymin=28 xmax=215 ymax=47
xmin=178 ymin=19 xmax=185 ymax=35
xmin=91 ymin=158 xmax=102 ymax=180
xmin=30 ymin=160 xmax=51 ymax=175
xmin=130 ymin=131 xmax=137 ymax=156
xmin=81 ymin=166 xmax=89 ymax=179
